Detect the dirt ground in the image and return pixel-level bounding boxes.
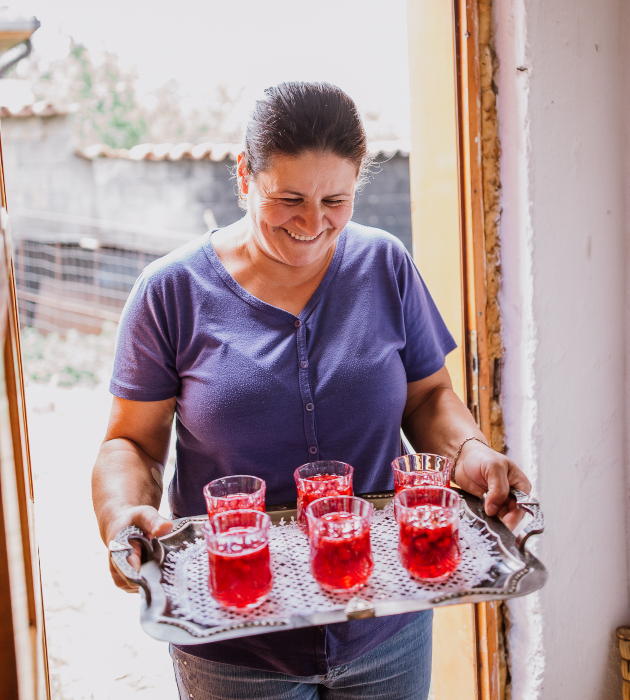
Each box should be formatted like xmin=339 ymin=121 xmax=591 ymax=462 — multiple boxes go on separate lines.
xmin=25 ymin=329 xmax=179 ymax=700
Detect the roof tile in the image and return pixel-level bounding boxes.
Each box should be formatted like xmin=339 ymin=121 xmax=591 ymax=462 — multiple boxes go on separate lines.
xmin=76 ymin=140 xmax=410 ymax=162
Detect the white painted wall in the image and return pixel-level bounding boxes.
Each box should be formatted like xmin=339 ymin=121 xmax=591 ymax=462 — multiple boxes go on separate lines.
xmin=494 ymin=0 xmax=630 ymax=698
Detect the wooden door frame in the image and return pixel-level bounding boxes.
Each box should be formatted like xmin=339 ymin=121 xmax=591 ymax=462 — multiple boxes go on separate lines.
xmin=0 ymin=123 xmax=50 ymax=699
xmin=453 ymin=1 xmax=503 ymax=694
xmin=407 ymin=0 xmax=503 ymax=698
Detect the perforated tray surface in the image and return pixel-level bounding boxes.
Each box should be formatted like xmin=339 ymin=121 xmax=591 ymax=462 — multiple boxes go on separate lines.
xmin=110 ymin=489 xmax=547 ymax=645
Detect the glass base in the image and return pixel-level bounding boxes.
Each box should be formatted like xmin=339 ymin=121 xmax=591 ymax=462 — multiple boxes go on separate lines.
xmin=316 ymin=580 xmax=369 ymax=595
xmin=211 ymin=592 xmax=270 ymax=611
xmin=408 ymin=570 xmax=456 ymax=584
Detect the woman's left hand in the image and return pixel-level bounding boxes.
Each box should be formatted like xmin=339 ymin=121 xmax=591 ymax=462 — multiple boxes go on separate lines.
xmin=453 ymin=439 xmax=532 ymax=529
xmin=403 ymin=366 xmax=533 ymax=530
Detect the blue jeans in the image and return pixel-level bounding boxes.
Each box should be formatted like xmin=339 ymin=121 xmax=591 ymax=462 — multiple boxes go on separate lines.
xmin=170 ymin=611 xmax=433 ymax=700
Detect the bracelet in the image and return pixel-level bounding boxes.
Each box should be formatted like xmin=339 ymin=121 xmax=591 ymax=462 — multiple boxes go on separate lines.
xmin=451 ymin=436 xmax=490 ymax=484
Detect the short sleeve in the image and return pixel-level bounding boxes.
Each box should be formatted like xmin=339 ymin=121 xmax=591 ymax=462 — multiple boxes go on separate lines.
xmin=395 ymin=249 xmax=457 ymax=382
xmin=109 ymin=271 xmax=181 ymax=401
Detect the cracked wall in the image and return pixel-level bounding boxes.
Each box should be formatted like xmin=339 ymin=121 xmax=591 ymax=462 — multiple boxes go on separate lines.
xmin=479 ymin=0 xmax=506 ymax=454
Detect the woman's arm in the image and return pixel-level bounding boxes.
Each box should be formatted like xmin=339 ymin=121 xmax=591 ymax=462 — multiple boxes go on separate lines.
xmin=402 ymin=365 xmax=531 ymax=523
xmin=92 ymin=396 xmax=177 ymax=592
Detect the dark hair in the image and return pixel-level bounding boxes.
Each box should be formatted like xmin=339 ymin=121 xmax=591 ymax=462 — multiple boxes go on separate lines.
xmin=243 ymin=82 xmax=371 ymax=183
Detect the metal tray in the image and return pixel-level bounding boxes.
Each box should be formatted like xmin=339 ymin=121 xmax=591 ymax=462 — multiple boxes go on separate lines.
xmin=109 ymin=487 xmax=546 ymax=644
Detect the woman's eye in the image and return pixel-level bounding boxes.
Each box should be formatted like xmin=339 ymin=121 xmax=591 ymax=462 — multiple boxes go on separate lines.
xmin=281 ymin=198 xmax=301 ymax=205
xmin=324 ymin=200 xmax=345 ymax=206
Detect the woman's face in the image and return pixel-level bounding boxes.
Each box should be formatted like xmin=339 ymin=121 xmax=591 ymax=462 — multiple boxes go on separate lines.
xmin=239 ymin=150 xmax=357 ymax=268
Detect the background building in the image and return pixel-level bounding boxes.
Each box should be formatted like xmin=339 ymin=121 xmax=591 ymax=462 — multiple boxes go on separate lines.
xmin=0 ymin=109 xmax=412 ymax=334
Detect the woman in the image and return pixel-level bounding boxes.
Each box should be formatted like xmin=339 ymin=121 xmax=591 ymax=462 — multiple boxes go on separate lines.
xmin=93 ymin=82 xmax=530 ymax=700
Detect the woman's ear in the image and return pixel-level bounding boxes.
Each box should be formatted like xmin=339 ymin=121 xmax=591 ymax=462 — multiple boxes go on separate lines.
xmin=237 ymin=153 xmax=249 ymax=195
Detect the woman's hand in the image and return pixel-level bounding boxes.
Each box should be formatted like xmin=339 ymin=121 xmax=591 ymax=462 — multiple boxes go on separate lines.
xmin=453 ymin=439 xmax=531 ymax=530
xmin=402 ymin=366 xmax=533 ymax=530
xmin=105 ymin=505 xmax=173 ymax=593
xmin=92 ymin=396 xmax=177 ymax=593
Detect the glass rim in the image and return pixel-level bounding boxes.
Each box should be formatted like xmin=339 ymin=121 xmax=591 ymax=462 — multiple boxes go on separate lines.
xmin=294 ymin=460 xmax=354 ymax=480
xmin=391 ymin=453 xmax=452 ymax=473
xmin=305 ymin=494 xmax=373 ymax=520
xmin=203 ymin=474 xmax=266 ymax=496
xmin=203 ymin=508 xmax=271 ymax=534
xmin=393 ymin=485 xmax=460 ymax=508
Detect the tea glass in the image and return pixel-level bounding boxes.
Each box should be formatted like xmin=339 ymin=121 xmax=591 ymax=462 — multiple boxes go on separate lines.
xmin=306 ymin=496 xmax=373 ymax=593
xmin=203 ymin=475 xmax=266 ymax=517
xmin=203 ymin=509 xmax=273 ymax=609
xmin=294 ymin=461 xmax=353 ymax=528
xmin=394 ymin=486 xmax=461 ymax=582
xmin=391 ymin=453 xmax=452 ymax=496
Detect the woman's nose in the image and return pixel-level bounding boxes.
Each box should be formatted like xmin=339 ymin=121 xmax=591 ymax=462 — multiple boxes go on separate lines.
xmin=294 ymin=204 xmax=324 ymax=236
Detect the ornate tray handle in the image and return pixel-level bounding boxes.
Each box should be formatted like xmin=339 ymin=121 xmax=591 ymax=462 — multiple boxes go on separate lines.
xmin=510 ymin=487 xmax=545 ymax=553
xmin=109 ymin=525 xmax=154 ymax=604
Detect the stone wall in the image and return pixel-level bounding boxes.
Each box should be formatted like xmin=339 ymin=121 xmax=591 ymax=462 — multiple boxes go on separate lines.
xmin=2 ymin=115 xmax=95 ymax=218
xmin=0 ymin=114 xmax=412 ymax=253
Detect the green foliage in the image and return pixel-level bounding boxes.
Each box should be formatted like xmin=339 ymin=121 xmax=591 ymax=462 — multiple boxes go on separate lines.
xmin=66 ymin=42 xmax=148 ymax=149
xmin=21 ymin=324 xmax=116 ymax=389
xmin=17 ymin=42 xmax=243 ymax=148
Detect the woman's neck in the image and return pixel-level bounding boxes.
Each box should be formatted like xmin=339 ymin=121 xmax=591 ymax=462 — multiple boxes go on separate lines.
xmin=211 ymin=217 xmax=336 ymax=316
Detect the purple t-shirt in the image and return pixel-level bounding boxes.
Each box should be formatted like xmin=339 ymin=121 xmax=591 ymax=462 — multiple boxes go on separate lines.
xmin=111 ymin=222 xmax=456 ymax=675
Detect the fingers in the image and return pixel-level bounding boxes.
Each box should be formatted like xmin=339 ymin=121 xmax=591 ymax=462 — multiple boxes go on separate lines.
xmin=500 ymin=503 xmax=527 ymax=532
xmin=108 ymin=538 xmax=143 ymax=593
xmin=106 ymin=506 xmax=173 ymax=593
xmin=459 ymin=444 xmax=532 ymax=516
xmin=508 ymin=468 xmax=532 ymax=495
xmin=123 ymin=505 xmax=174 ymax=539
xmin=452 ymin=461 xmax=486 ymax=499
xmin=109 ymin=556 xmax=139 ymax=593
xmin=483 ymin=463 xmax=511 ymax=516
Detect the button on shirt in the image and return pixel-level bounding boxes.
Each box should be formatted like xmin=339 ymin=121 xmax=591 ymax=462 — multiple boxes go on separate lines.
xmin=110 ymin=222 xmax=456 ymax=676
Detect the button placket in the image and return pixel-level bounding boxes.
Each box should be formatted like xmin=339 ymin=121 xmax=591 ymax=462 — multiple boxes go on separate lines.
xmin=295 ymin=318 xmax=318 ymax=459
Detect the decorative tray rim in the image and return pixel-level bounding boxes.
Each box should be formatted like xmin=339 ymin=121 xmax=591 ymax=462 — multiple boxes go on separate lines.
xmin=109 ymin=487 xmax=547 ymax=645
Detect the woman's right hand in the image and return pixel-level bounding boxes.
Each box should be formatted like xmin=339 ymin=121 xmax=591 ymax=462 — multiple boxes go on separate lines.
xmin=106 ymin=504 xmax=173 ymax=593
xmin=93 ymin=397 xmax=177 ymax=593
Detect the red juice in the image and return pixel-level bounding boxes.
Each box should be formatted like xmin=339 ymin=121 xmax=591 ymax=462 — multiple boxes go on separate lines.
xmin=310 ymin=512 xmax=373 ymax=592
xmin=207 ymin=493 xmax=265 ymax=517
xmin=398 ymin=505 xmax=461 ymax=581
xmin=393 ymin=471 xmax=445 ymax=495
xmin=206 ymin=527 xmax=273 ymax=609
xmin=297 ymin=475 xmax=353 ymax=527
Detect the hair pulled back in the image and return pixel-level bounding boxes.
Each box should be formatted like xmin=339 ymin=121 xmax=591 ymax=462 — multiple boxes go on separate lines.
xmin=243 ymin=82 xmax=370 ymax=182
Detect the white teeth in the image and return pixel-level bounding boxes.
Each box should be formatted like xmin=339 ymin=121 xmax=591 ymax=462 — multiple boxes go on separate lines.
xmin=286 ymin=229 xmax=318 ymax=241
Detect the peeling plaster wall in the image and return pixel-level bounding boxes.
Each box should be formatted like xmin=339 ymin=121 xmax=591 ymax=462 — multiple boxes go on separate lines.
xmin=494 ymin=0 xmax=630 ymax=698
xmin=478 ymin=0 xmax=506 ymax=453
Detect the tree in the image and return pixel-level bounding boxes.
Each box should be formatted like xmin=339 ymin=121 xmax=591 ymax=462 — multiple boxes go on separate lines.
xmin=16 ymin=42 xmax=242 ymax=148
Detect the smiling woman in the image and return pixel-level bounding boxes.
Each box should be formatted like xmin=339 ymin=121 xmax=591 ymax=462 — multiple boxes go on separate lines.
xmin=92 ymin=81 xmax=530 ymax=700
xmin=213 ymin=151 xmax=358 ymax=316
xmin=213 ymin=83 xmax=370 ymax=314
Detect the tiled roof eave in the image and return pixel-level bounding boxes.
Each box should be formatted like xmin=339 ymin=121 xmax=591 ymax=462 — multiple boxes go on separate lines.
xmin=0 ymin=101 xmax=67 ymax=118
xmin=76 ymin=140 xmax=411 ymax=163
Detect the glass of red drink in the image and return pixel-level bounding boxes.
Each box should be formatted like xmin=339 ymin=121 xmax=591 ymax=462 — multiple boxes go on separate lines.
xmin=391 ymin=453 xmax=452 ymax=497
xmin=306 ymin=496 xmax=373 ymax=593
xmin=203 ymin=475 xmax=266 ymax=517
xmin=203 ymin=509 xmax=273 ymax=609
xmin=294 ymin=461 xmax=353 ymax=528
xmin=395 ymin=486 xmax=461 ymax=582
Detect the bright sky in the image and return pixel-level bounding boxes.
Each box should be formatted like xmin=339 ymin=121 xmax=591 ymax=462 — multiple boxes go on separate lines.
xmin=8 ymin=0 xmax=412 ymax=140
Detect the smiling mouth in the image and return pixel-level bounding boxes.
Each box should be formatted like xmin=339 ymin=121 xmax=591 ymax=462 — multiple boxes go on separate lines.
xmin=284 ymin=228 xmax=321 ymax=242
